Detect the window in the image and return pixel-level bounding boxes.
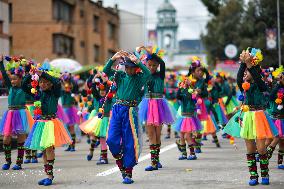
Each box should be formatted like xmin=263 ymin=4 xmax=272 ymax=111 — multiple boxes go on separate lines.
xmin=0 ymin=21 xmax=3 ymax=34
xmin=53 ymin=34 xmax=74 ymax=56
xmin=53 ymin=0 xmax=74 ymax=23
xmin=80 ymin=41 xmax=85 ymax=48
xmin=8 ymin=3 xmax=12 ymax=23
xmin=80 ymin=10 xmax=84 ymax=18
xmin=94 ymin=45 xmax=100 ymax=62
xmin=93 ymin=16 xmax=100 ymax=32
xmin=108 ymin=22 xmax=116 ymax=40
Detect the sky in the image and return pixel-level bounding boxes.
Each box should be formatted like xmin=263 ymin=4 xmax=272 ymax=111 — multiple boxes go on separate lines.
xmin=101 ymin=0 xmax=211 ymax=40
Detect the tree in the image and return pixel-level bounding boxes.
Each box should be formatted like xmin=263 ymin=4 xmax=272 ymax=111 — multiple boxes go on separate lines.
xmin=201 ymin=0 xmax=284 ymax=67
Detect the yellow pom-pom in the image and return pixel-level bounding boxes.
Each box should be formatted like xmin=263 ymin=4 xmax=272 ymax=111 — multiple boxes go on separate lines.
xmin=31 ymin=88 xmax=37 ymax=94
xmin=229 ymin=139 xmax=234 ymax=145
xmin=275 ymin=98 xmax=282 ymax=104
xmin=87 ymin=101 xmax=92 ymax=106
xmin=242 ymin=105 xmax=249 ymax=112
xmin=79 ymin=103 xmax=84 ymax=108
xmin=99 ymin=108 xmax=104 ymax=113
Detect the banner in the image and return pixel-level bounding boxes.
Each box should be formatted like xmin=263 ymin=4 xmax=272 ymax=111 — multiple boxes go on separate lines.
xmin=266 ymin=28 xmax=277 ymax=50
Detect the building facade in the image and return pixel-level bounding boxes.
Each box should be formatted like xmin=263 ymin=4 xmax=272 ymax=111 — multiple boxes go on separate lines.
xmin=156 ymin=0 xmax=178 ymax=52
xmin=0 ymin=0 xmax=10 ymax=55
xmin=8 ymin=0 xmax=119 ymax=65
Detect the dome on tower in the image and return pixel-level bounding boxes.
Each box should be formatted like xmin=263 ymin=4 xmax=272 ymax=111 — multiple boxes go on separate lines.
xmin=157 ymin=0 xmax=176 ymax=12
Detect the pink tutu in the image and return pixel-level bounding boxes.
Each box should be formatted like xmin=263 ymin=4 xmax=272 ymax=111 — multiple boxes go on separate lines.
xmin=139 ymin=98 xmax=175 ymax=126
xmin=63 ymin=106 xmax=80 ymax=125
xmin=273 ymin=119 xmax=284 ymax=137
xmin=174 ymin=116 xmax=202 ymax=133
xmin=198 ymin=100 xmax=208 ymax=121
xmin=57 ymin=105 xmax=70 ymax=124
xmin=0 ymin=109 xmax=34 ymax=136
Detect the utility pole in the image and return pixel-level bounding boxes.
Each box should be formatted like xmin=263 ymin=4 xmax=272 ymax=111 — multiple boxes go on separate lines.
xmin=277 ymin=0 xmax=281 ymax=66
xmin=144 ymin=0 xmax=148 ymax=46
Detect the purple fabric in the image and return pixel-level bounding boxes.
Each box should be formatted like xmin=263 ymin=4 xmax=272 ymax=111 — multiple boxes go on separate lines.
xmin=64 ymin=106 xmax=80 ymax=125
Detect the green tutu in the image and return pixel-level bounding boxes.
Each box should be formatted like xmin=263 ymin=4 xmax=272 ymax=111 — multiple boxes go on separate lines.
xmin=223 ymin=96 xmax=238 ymax=115
xmin=94 ymin=116 xmax=110 ymax=138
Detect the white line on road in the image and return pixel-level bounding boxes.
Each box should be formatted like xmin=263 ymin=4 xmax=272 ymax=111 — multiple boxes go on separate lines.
xmin=96 ymin=143 xmax=176 ymax=176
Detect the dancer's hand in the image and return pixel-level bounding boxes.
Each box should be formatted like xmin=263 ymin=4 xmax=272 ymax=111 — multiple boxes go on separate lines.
xmin=111 ymin=50 xmax=128 ymax=61
xmin=129 ymin=53 xmax=139 ymax=64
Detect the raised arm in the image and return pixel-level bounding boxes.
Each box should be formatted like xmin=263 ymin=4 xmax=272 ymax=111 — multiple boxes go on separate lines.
xmin=155 ymin=54 xmax=165 ymax=80
xmin=21 ymin=74 xmax=33 ymax=96
xmin=103 ymin=59 xmax=116 ymax=77
xmin=237 ymin=63 xmax=246 ymax=92
xmin=41 ymin=72 xmax=62 ymax=98
xmin=248 ymin=66 xmax=267 ymax=92
xmin=137 ymin=62 xmax=151 ymax=82
xmin=0 ymin=60 xmax=12 ymax=89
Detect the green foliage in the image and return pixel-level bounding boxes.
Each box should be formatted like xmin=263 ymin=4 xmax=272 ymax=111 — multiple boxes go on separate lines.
xmin=201 ymin=0 xmax=284 ymax=67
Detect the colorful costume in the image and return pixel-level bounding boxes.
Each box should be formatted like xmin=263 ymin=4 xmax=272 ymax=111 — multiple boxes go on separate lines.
xmin=104 ymin=58 xmax=150 ymax=183
xmin=0 ymin=60 xmax=34 ymax=171
xmin=224 ymin=62 xmax=278 ymax=185
xmin=174 ymin=87 xmax=202 ymax=160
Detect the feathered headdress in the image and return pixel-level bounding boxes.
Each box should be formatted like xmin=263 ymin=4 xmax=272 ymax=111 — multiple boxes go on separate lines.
xmin=3 ymin=56 xmax=26 ymax=77
xmin=187 ymin=56 xmax=207 ymax=69
xmin=272 ymin=66 xmax=284 ymax=78
xmin=138 ymin=46 xmax=165 ymax=64
xmin=247 ymin=47 xmax=263 ymax=66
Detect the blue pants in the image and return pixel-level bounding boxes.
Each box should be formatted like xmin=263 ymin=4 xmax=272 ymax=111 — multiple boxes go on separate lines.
xmin=107 ymin=104 xmax=140 ymax=168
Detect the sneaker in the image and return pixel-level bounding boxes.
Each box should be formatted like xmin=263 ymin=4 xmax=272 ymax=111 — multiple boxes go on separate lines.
xmin=65 ymin=146 xmax=71 ymax=152
xmin=24 ymin=159 xmax=31 ymax=164
xmin=222 ymin=133 xmax=228 ymax=139
xmin=2 ymin=163 xmax=11 ymax=170
xmin=248 ymin=179 xmax=259 ymax=186
xmin=38 ymin=178 xmax=48 ymax=185
xmin=178 ymin=155 xmax=187 ymax=160
xmin=122 ymin=176 xmax=134 ymax=184
xmin=164 ymin=135 xmax=170 ymax=139
xmin=43 ymin=178 xmax=53 ymax=186
xmin=145 ymin=165 xmax=158 ymax=171
xmin=70 ymin=147 xmax=76 ymax=152
xmin=31 ymin=158 xmax=38 ymax=163
xmin=87 ymin=138 xmax=91 ymax=144
xmin=202 ymin=136 xmax=207 ymax=141
xmin=195 ymin=148 xmax=202 ymax=153
xmin=157 ymin=162 xmax=163 ymax=168
xmin=278 ymin=164 xmax=284 ymax=169
xmin=12 ymin=164 xmax=22 ymax=170
xmin=37 ymin=152 xmax=43 ymax=158
xmin=187 ymin=155 xmax=197 ymax=160
xmin=261 ymin=177 xmax=269 ymax=185
xmin=94 ymin=141 xmax=100 ymax=148
xmin=87 ymin=154 xmax=93 ymax=161
xmin=96 ymin=159 xmax=108 ymax=165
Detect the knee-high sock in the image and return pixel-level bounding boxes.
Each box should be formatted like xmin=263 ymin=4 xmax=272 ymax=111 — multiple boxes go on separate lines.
xmin=157 ymin=143 xmax=161 ymax=162
xmin=25 ymin=149 xmax=31 ymax=160
xmin=267 ymin=146 xmax=275 ymax=160
xmin=150 ymin=144 xmax=158 ymax=167
xmin=259 ymin=153 xmax=269 ymax=178
xmin=3 ymin=144 xmax=12 ymax=164
xmin=188 ymin=144 xmax=195 ymax=155
xmin=16 ymin=143 xmax=25 ymax=166
xmin=71 ymin=134 xmax=76 ymax=148
xmin=45 ymin=159 xmax=55 ymax=178
xmin=31 ymin=150 xmax=38 ymax=159
xmin=89 ymin=139 xmax=96 ymax=154
xmin=247 ymin=153 xmax=258 ymax=180
xmin=113 ymin=153 xmax=124 ymax=173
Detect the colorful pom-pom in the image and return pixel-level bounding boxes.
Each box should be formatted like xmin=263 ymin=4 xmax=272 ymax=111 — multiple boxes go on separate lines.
xmin=277 ymin=105 xmax=283 ymax=110
xmin=79 ymin=103 xmax=84 ymax=108
xmin=71 ymin=93 xmax=75 ymax=97
xmin=238 ymin=95 xmax=245 ymax=101
xmin=275 ymin=98 xmax=282 ymax=104
xmin=98 ymin=112 xmax=103 ymax=118
xmin=83 ymin=97 xmax=88 ymax=102
xmin=242 ymin=82 xmax=250 ymax=91
xmin=99 ymin=108 xmax=104 ymax=113
xmin=95 ymin=78 xmax=100 ymax=83
xmin=87 ymin=101 xmax=92 ymax=106
xmin=197 ymin=98 xmax=202 ymax=105
xmin=87 ymin=89 xmax=92 ymax=95
xmin=107 ymin=93 xmax=114 ymax=99
xmin=241 ymin=105 xmax=249 ymax=112
xmin=77 ymin=111 xmax=82 ymax=116
xmin=188 ymin=88 xmax=193 ymax=94
xmin=31 ymin=88 xmax=37 ymax=94
xmin=197 ymin=109 xmax=201 ymax=115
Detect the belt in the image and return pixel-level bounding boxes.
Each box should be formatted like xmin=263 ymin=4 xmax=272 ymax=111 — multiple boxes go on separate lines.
xmin=26 ymin=101 xmax=34 ymax=104
xmin=145 ymin=93 xmax=163 ymax=99
xmin=247 ymin=105 xmax=264 ymax=111
xmin=115 ymin=99 xmax=137 ymax=107
xmin=8 ymin=105 xmax=26 ymax=110
xmin=182 ymin=112 xmax=194 ymax=117
xmin=39 ymin=114 xmax=57 ymax=120
xmin=271 ymin=114 xmax=284 ymax=120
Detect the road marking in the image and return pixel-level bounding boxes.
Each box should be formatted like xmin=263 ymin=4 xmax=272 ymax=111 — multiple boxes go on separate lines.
xmin=96 ymin=143 xmax=176 ymax=176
